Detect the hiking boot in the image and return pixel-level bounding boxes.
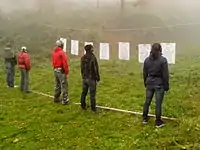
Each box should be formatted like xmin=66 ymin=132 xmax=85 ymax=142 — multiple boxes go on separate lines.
xmin=155 ymin=120 xmax=165 ymax=128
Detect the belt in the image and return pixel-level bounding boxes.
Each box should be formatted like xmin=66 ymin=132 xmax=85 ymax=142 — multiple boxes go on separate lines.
xmin=148 ymin=75 xmax=161 ymax=77
xmin=54 ymin=67 xmax=63 ymax=72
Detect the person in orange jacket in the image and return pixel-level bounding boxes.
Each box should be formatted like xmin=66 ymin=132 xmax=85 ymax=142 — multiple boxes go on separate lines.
xmin=51 ymin=40 xmax=69 ymax=105
xmin=17 ymin=46 xmax=31 ymax=93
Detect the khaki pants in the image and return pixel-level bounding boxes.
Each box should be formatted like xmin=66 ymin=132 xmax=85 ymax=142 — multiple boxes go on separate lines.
xmin=54 ymin=68 xmax=68 ymax=103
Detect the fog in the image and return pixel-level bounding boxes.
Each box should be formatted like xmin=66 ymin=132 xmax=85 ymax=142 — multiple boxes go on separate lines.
xmin=1 ymin=0 xmax=200 ymax=53
xmin=0 ymin=0 xmax=200 ymax=24
xmin=1 ymin=0 xmax=200 ymax=19
xmin=0 ymin=0 xmax=200 ymax=13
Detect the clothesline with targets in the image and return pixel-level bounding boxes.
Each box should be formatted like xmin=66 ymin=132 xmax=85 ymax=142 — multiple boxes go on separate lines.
xmin=52 ymin=22 xmax=200 ymax=65
xmin=46 ymin=21 xmax=200 ymax=65
xmin=59 ymin=38 xmax=176 ymax=65
xmin=49 ymin=21 xmax=200 ymax=65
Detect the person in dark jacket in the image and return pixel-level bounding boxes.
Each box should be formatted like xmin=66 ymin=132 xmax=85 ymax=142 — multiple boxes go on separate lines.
xmin=4 ymin=43 xmax=17 ymax=88
xmin=52 ymin=40 xmax=69 ymax=105
xmin=80 ymin=44 xmax=100 ymax=112
xmin=142 ymin=43 xmax=169 ymax=128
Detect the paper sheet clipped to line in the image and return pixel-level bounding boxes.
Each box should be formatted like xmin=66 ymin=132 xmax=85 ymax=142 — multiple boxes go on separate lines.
xmin=118 ymin=42 xmax=130 ymax=60
xmin=138 ymin=44 xmax=151 ymax=63
xmin=99 ymin=43 xmax=109 ymax=60
xmin=161 ymin=43 xmax=176 ymax=64
xmin=71 ymin=40 xmax=79 ymax=55
xmin=60 ymin=38 xmax=67 ymax=52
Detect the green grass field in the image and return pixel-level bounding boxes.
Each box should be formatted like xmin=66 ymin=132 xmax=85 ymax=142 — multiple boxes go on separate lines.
xmin=1 ymin=57 xmax=200 ymax=150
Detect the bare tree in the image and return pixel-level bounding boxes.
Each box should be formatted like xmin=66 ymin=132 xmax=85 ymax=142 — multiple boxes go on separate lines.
xmin=97 ymin=0 xmax=100 ymax=8
xmin=36 ymin=0 xmax=55 ymax=14
xmin=121 ymin=0 xmax=125 ymax=10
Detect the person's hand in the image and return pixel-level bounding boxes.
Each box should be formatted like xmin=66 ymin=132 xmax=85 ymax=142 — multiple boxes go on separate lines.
xmin=164 ymin=87 xmax=169 ymax=92
xmin=144 ymin=82 xmax=146 ymax=88
xmin=96 ymin=76 xmax=100 ymax=82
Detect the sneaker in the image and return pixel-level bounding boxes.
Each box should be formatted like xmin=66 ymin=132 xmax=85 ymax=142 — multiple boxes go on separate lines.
xmin=155 ymin=120 xmax=165 ymax=128
xmin=7 ymin=85 xmax=13 ymax=88
xmin=62 ymin=98 xmax=69 ymax=105
xmin=142 ymin=118 xmax=148 ymax=124
xmin=14 ymin=85 xmax=18 ymax=88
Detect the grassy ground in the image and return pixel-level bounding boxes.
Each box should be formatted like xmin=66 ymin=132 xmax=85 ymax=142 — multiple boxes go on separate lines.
xmin=1 ymin=57 xmax=200 ymax=150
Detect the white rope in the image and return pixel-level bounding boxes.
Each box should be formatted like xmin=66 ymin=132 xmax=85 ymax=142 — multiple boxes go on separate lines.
xmin=31 ymin=90 xmax=177 ymax=121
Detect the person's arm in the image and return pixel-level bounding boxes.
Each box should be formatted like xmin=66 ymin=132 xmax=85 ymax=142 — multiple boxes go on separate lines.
xmin=24 ymin=53 xmax=31 ymax=71
xmin=93 ymin=56 xmax=100 ymax=82
xmin=80 ymin=57 xmax=84 ymax=78
xmin=12 ymin=55 xmax=17 ymax=66
xmin=143 ymin=60 xmax=148 ymax=87
xmin=51 ymin=52 xmax=54 ymax=67
xmin=62 ymin=52 xmax=69 ymax=75
xmin=162 ymin=58 xmax=169 ymax=91
xmin=13 ymin=51 xmax=17 ymax=65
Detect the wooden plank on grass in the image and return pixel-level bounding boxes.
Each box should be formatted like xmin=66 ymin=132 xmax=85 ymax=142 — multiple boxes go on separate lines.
xmin=31 ymin=90 xmax=177 ymax=121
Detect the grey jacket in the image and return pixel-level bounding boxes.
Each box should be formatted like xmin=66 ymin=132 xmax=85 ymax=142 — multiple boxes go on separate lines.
xmin=4 ymin=47 xmax=17 ymax=66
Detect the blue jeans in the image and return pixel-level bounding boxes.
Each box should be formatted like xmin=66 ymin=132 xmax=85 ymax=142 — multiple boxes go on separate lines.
xmin=20 ymin=69 xmax=29 ymax=92
xmin=80 ymin=79 xmax=97 ymax=111
xmin=5 ymin=62 xmax=15 ymax=87
xmin=143 ymin=86 xmax=165 ymax=120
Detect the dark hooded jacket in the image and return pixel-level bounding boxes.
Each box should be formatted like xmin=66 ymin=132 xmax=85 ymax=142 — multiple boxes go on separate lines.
xmin=81 ymin=52 xmax=100 ymax=81
xmin=143 ymin=54 xmax=169 ymax=90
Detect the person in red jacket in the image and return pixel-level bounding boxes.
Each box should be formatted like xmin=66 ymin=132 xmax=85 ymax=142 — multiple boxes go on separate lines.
xmin=17 ymin=46 xmax=31 ymax=93
xmin=52 ymin=40 xmax=69 ymax=105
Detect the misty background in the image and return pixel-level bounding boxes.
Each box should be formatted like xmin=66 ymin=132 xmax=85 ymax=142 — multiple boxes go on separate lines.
xmin=0 ymin=0 xmax=200 ymax=58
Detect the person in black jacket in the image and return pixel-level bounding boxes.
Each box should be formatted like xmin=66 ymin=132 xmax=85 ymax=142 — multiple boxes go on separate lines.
xmin=142 ymin=43 xmax=169 ymax=128
xmin=80 ymin=44 xmax=100 ymax=112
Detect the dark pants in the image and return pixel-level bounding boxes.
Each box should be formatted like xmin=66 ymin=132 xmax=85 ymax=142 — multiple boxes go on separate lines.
xmin=54 ymin=69 xmax=68 ymax=103
xmin=5 ymin=62 xmax=15 ymax=87
xmin=143 ymin=86 xmax=165 ymax=120
xmin=20 ymin=69 xmax=29 ymax=92
xmin=80 ymin=79 xmax=97 ymax=111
